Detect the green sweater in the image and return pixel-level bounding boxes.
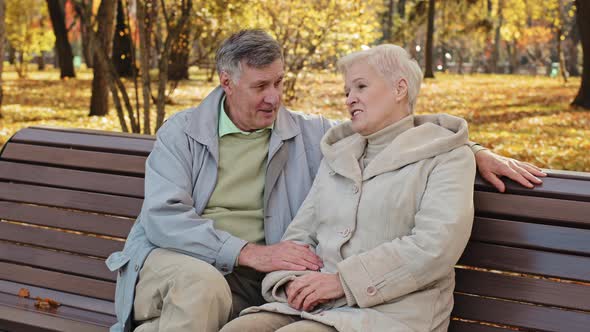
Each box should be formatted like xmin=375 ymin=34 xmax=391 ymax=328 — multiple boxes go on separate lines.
xmin=201 ymin=99 xmax=270 ymax=244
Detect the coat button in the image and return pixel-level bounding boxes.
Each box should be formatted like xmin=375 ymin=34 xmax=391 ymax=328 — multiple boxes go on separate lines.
xmin=329 ymin=170 xmax=336 ymax=176
xmin=366 ymin=286 xmax=377 ymax=296
xmin=134 ymin=264 xmax=140 ymax=272
xmin=341 ymin=228 xmax=351 ymax=237
xmin=352 ymin=185 xmax=359 ymax=194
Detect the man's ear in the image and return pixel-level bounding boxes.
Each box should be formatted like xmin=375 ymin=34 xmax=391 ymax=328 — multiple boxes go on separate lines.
xmin=219 ymin=71 xmax=233 ymax=95
xmin=395 ymin=78 xmax=409 ymax=102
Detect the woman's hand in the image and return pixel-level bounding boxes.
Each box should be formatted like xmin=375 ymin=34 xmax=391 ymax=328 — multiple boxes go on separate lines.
xmin=286 ymin=272 xmax=344 ymax=312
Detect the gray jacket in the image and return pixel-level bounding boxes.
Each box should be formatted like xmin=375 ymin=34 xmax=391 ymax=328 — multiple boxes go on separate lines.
xmin=105 ymin=87 xmax=334 ymax=332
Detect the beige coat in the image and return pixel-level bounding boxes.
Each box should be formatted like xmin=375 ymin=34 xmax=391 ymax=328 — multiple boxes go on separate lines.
xmin=242 ymin=114 xmax=476 ymax=332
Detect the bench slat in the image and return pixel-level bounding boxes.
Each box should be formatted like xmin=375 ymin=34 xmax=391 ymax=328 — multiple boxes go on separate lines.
xmin=475 ymin=174 xmax=590 ymax=202
xmin=449 ymin=320 xmax=512 ymax=332
xmin=459 ymin=242 xmax=590 ymax=282
xmin=0 ymin=183 xmax=142 ymax=218
xmin=0 ymin=161 xmax=144 ymax=198
xmin=475 ymin=191 xmax=590 ymax=227
xmin=11 ymin=128 xmax=154 ymax=155
xmin=0 ymin=279 xmax=114 ymax=316
xmin=0 ymin=262 xmax=115 ymax=302
xmin=0 ymin=242 xmax=115 ymax=282
xmin=471 ymin=217 xmax=590 ymax=256
xmin=0 ymin=201 xmax=132 ymax=238
xmin=0 ymin=221 xmax=124 ymax=259
xmin=30 ymin=125 xmax=154 ymax=140
xmin=452 ymin=293 xmax=590 ymax=332
xmin=455 ymin=269 xmax=590 ymax=311
xmin=1 ymin=143 xmax=146 ymax=175
xmin=0 ymin=292 xmax=113 ymax=332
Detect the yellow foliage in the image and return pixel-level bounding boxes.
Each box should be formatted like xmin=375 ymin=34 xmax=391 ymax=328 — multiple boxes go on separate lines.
xmin=5 ymin=0 xmax=55 ymax=78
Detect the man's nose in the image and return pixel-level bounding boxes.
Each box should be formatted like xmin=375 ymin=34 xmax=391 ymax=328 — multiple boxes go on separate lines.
xmin=264 ymin=90 xmax=279 ymax=106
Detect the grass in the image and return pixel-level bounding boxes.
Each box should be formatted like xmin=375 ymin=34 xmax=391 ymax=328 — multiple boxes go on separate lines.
xmin=0 ymin=66 xmax=587 ymax=171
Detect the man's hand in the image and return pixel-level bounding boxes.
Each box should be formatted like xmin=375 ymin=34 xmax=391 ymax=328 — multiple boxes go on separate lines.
xmin=286 ymin=272 xmax=344 ymax=312
xmin=475 ymin=150 xmax=547 ymax=192
xmin=238 ymin=241 xmax=323 ymax=273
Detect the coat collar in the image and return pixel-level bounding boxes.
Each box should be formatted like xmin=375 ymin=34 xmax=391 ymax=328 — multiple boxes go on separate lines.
xmin=184 ymin=86 xmax=300 ymax=147
xmin=321 ymin=114 xmax=469 ymax=182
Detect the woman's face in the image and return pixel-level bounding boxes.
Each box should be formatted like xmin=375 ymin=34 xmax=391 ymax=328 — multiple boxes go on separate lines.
xmin=344 ymin=61 xmax=408 ymax=136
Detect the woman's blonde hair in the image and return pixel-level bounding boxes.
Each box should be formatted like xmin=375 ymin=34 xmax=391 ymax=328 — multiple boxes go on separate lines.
xmin=337 ymin=44 xmax=423 ymax=113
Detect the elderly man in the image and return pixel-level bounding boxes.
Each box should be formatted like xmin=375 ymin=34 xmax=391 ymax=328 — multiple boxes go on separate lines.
xmin=106 ymin=29 xmax=545 ymax=332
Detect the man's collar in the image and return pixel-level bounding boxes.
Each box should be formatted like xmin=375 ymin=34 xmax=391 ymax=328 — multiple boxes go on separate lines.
xmin=218 ymin=95 xmax=273 ymax=137
xmin=184 ymin=86 xmax=299 ymax=146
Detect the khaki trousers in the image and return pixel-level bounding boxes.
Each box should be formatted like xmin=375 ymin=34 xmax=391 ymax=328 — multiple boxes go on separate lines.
xmin=220 ymin=312 xmax=337 ymax=332
xmin=133 ymin=248 xmax=266 ymax=332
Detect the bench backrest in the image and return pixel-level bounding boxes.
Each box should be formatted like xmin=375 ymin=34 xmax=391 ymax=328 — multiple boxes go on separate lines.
xmin=1 ymin=126 xmax=589 ymax=331
xmin=450 ymin=172 xmax=590 ymax=331
xmin=0 ymin=126 xmax=153 ymax=327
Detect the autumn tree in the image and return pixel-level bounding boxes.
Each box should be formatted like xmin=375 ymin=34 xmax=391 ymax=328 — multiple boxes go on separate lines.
xmin=572 ymin=0 xmax=589 ymax=108
xmin=188 ymin=0 xmax=252 ymax=82
xmin=46 ymin=0 xmax=76 ymax=78
xmin=0 ymin=0 xmax=5 ymax=119
xmin=5 ymin=0 xmax=54 ymax=78
xmin=253 ymin=0 xmax=381 ymax=100
xmin=112 ymin=0 xmax=134 ymax=77
xmin=424 ymin=0 xmax=435 ymax=78
xmin=88 ymin=0 xmax=116 ymax=116
xmin=74 ymin=0 xmax=93 ymax=68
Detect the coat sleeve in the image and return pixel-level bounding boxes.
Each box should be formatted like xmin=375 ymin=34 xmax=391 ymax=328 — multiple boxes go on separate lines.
xmin=467 ymin=140 xmax=487 ymax=154
xmin=140 ymin=116 xmax=247 ymax=275
xmin=337 ymin=147 xmax=476 ymax=308
xmin=260 ymin=164 xmax=324 ymax=302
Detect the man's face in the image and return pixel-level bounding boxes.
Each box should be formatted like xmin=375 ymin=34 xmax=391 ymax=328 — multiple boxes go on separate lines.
xmin=221 ymin=59 xmax=284 ymax=131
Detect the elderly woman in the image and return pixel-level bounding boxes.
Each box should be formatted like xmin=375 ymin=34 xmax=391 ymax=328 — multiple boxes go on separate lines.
xmin=220 ymin=44 xmax=476 ymax=332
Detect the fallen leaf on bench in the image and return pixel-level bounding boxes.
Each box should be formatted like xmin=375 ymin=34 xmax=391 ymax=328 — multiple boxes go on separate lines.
xmin=34 ymin=297 xmax=61 ymax=310
xmin=17 ymin=288 xmax=30 ymax=298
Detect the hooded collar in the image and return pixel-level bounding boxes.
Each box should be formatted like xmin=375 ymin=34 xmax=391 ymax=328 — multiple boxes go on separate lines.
xmin=321 ymin=113 xmax=469 ymax=182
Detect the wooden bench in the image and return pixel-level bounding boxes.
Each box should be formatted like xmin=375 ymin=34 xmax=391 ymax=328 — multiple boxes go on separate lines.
xmin=0 ymin=126 xmax=588 ymax=332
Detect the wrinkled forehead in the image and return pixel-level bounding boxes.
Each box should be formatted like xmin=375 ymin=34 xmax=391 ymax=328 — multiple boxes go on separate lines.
xmin=343 ymin=62 xmax=377 ymax=87
xmin=240 ymin=59 xmax=285 ymax=82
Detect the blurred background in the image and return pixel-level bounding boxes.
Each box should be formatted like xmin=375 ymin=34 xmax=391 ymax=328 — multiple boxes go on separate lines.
xmin=0 ymin=0 xmax=588 ymax=170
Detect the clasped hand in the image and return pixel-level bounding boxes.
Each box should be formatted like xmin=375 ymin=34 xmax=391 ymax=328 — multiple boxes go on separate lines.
xmin=285 ymin=272 xmax=345 ymax=312
xmin=238 ymin=241 xmax=323 ymax=272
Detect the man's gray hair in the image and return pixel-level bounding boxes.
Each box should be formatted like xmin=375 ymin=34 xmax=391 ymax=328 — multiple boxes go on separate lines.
xmin=215 ymin=29 xmax=284 ymax=82
xmin=338 ymin=44 xmax=423 ymax=113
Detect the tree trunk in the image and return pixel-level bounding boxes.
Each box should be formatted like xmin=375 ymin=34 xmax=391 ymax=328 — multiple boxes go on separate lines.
xmin=568 ymin=15 xmax=580 ymax=77
xmin=491 ymin=0 xmax=504 ymax=73
xmin=113 ymin=0 xmax=134 ymax=77
xmin=7 ymin=42 xmax=14 ymax=64
xmin=382 ymin=0 xmax=395 ymax=43
xmin=89 ymin=0 xmax=117 ymax=116
xmin=506 ymin=40 xmax=518 ymax=74
xmin=397 ymin=0 xmax=406 ymax=18
xmin=424 ymin=0 xmax=435 ymax=78
xmin=46 ymin=0 xmax=76 ymax=78
xmin=0 ymin=0 xmax=5 ymax=119
xmin=167 ymin=23 xmax=191 ymax=81
xmin=557 ymin=0 xmax=568 ymax=82
xmin=75 ymin=0 xmax=94 ymax=68
xmin=155 ymin=0 xmax=192 ymax=130
xmin=136 ymin=0 xmax=152 ymax=134
xmin=572 ymin=0 xmax=590 ymax=108
xmin=37 ymin=52 xmax=46 ymax=70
